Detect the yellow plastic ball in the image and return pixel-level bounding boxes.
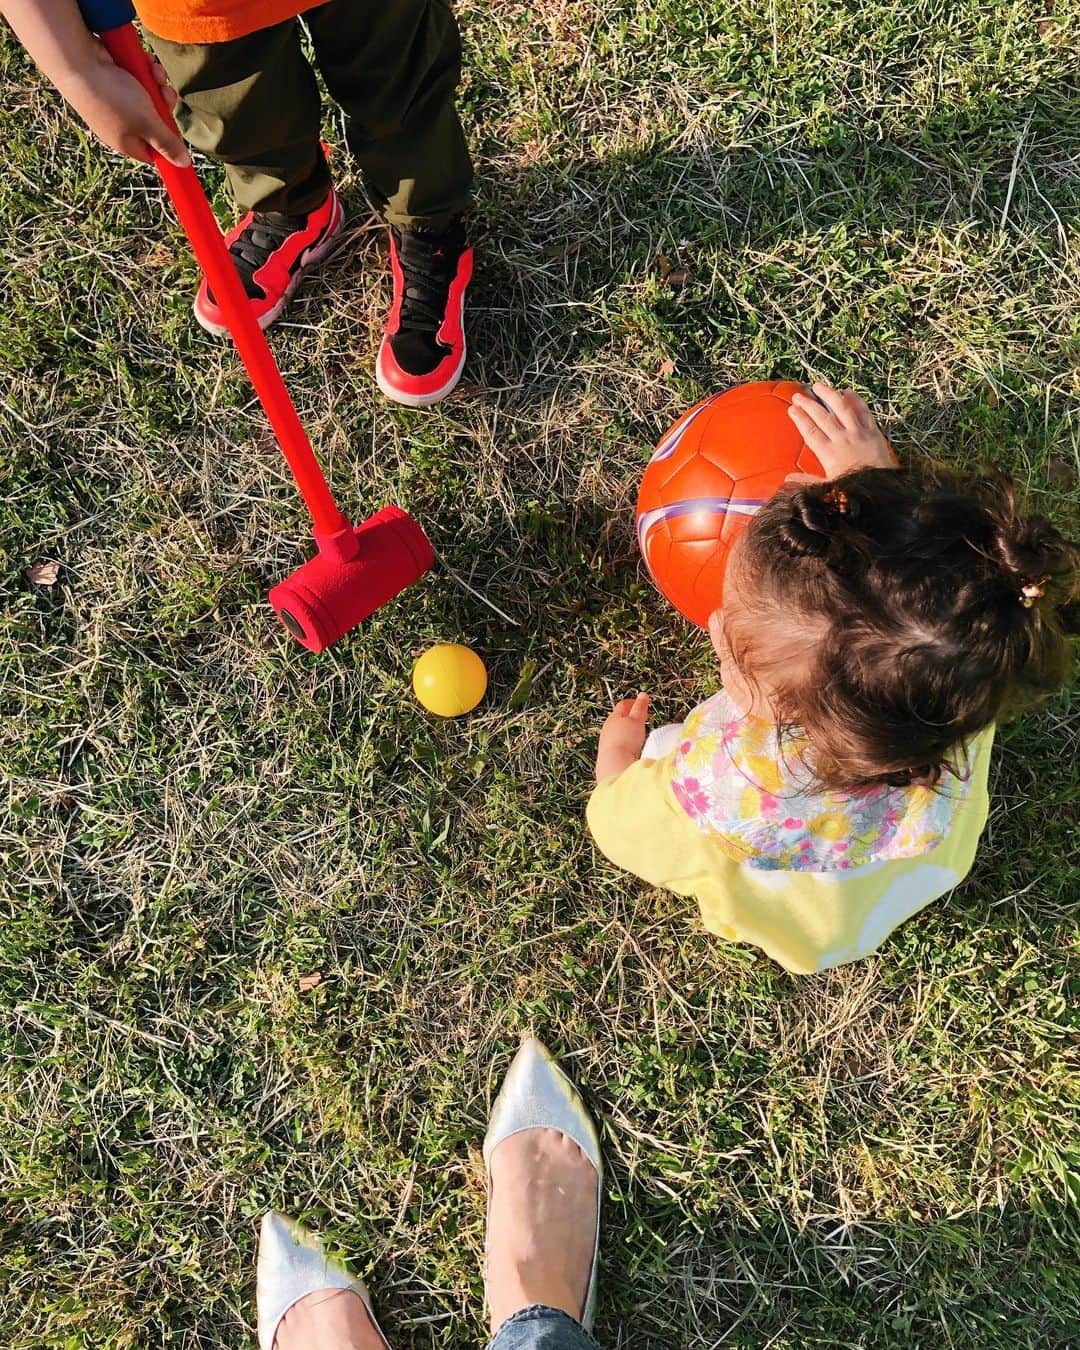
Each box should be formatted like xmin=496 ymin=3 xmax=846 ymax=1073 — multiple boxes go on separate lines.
xmin=412 ymin=644 xmax=488 ymax=717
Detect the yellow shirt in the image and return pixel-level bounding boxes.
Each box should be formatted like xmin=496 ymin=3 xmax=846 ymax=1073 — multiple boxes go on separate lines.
xmin=587 ymin=692 xmax=994 ymax=975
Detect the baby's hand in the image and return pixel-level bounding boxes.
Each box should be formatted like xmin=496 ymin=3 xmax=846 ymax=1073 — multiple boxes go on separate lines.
xmin=595 ymin=692 xmax=651 ymax=782
xmin=787 ymin=383 xmax=898 ymax=480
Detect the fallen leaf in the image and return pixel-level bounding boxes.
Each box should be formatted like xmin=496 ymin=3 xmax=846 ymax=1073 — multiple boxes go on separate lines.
xmin=658 ymin=358 xmax=676 ymax=378
xmin=298 ymin=972 xmax=323 ymax=991
xmin=25 ymin=561 xmax=60 ymax=585
xmin=1046 ymin=458 xmax=1077 ymax=491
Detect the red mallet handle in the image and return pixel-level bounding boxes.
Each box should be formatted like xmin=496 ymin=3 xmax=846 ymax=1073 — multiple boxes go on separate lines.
xmin=99 ymin=23 xmax=346 ymax=537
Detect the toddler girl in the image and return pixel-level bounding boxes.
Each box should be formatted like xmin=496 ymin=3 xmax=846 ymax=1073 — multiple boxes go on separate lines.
xmin=589 ymin=384 xmax=1076 ymax=974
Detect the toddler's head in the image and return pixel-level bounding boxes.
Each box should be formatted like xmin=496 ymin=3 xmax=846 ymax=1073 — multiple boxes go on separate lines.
xmin=711 ymin=466 xmax=1077 ymax=790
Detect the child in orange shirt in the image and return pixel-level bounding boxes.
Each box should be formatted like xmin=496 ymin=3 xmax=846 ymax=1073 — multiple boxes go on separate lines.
xmin=3 ymin=0 xmax=473 ymax=407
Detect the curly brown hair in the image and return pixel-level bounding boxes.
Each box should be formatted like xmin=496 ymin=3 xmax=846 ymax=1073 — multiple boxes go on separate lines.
xmin=731 ymin=466 xmax=1078 ymax=791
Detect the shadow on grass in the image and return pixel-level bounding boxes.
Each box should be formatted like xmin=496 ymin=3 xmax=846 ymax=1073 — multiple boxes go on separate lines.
xmin=592 ymin=1197 xmax=1080 ymax=1348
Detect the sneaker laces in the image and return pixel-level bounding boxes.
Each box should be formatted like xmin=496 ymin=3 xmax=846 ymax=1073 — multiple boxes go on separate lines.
xmin=225 ymin=211 xmax=314 ymax=299
xmin=394 ymin=224 xmax=465 ymax=336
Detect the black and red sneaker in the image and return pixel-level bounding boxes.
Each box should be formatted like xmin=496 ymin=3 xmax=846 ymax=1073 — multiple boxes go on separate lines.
xmin=376 ymin=218 xmax=473 ymax=407
xmin=194 ymin=188 xmax=345 ymax=336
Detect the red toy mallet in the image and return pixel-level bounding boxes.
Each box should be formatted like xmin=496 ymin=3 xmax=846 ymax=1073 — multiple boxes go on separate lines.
xmin=77 ymin=0 xmax=434 ymax=653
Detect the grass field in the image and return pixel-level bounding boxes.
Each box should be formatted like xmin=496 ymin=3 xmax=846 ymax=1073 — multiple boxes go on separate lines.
xmin=2 ymin=0 xmax=1079 ymax=1345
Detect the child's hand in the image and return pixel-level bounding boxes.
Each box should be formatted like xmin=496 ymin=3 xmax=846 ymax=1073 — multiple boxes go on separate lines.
xmin=68 ymin=46 xmax=191 ymax=168
xmin=787 ymin=382 xmax=898 ymax=480
xmin=595 ymin=692 xmax=651 ymax=782
xmin=2 ymin=0 xmax=190 ymax=168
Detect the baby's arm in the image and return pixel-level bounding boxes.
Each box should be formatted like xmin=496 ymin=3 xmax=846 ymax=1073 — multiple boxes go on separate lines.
xmin=2 ymin=0 xmax=190 ymax=166
xmin=587 ymin=735 xmax=713 ymax=895
xmin=594 ymin=692 xmax=651 ymax=782
xmin=787 ymin=382 xmax=898 ymax=479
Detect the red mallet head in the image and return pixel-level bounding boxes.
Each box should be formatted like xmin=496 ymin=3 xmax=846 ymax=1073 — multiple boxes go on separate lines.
xmin=268 ymin=506 xmax=434 ymax=653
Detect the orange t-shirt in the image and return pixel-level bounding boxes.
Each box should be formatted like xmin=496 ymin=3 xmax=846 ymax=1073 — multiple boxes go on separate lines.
xmin=135 ymin=0 xmax=326 ymax=44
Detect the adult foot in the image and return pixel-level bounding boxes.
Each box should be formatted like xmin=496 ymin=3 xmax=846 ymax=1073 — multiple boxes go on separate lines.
xmin=486 ymin=1125 xmax=599 ymax=1334
xmin=273 ymin=1287 xmax=385 ymax=1350
xmin=256 ymin=1212 xmax=388 ymax=1350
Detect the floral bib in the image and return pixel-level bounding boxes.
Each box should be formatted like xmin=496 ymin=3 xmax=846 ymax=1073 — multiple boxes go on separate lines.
xmin=668 ymin=691 xmax=983 ymax=872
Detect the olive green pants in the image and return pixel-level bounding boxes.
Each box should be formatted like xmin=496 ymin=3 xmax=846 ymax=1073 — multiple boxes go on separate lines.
xmin=146 ymin=0 xmax=472 ymax=228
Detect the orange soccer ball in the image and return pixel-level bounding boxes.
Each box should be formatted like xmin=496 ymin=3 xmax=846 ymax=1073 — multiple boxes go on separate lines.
xmin=636 ymin=380 xmax=825 ymax=628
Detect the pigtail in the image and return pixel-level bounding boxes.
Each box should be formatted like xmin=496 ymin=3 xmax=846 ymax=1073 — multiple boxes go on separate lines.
xmin=775 ymin=478 xmax=873 ymax=572
xmin=977 ymin=483 xmax=1080 ymax=712
xmin=987 ymin=484 xmax=1077 ymax=612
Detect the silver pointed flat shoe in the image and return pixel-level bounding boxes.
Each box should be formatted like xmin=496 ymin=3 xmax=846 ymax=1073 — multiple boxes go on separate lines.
xmin=483 ymin=1037 xmax=603 ymax=1332
xmin=256 ymin=1211 xmax=389 ymax=1350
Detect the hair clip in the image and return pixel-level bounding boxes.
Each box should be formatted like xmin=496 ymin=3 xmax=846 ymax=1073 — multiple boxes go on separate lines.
xmin=822 ymin=487 xmax=849 ymax=516
xmin=1019 ymin=575 xmax=1049 ymax=608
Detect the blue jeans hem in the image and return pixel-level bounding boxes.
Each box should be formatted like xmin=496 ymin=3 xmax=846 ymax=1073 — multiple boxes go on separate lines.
xmin=488 ymin=1303 xmax=601 ymax=1350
